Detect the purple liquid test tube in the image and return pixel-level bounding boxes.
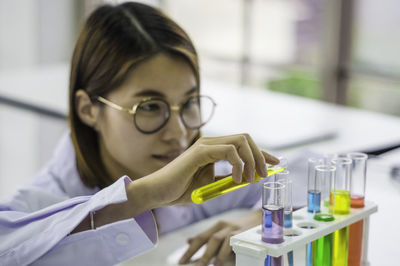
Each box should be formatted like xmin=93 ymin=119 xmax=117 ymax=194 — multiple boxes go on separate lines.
xmin=262 ymin=182 xmax=285 ymax=266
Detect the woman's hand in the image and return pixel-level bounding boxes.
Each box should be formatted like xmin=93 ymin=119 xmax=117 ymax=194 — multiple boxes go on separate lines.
xmin=142 ymin=133 xmax=279 ymax=207
xmin=178 ymin=210 xmax=262 ymax=266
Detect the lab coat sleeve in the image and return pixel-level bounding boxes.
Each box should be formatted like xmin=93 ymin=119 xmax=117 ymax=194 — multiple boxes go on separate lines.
xmin=0 ymin=176 xmax=157 ymax=266
xmin=251 ymin=197 xmax=262 ymax=210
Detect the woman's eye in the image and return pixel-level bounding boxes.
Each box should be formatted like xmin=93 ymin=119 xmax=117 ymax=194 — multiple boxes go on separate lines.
xmin=185 ymin=99 xmax=199 ymax=109
xmin=139 ymin=103 xmax=161 ymax=112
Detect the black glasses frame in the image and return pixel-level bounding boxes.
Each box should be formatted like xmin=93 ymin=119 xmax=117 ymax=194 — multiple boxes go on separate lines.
xmin=95 ymin=95 xmax=216 ymax=134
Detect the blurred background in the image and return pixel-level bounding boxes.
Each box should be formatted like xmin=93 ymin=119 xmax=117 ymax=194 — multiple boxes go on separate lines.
xmin=0 ymin=0 xmax=399 ymax=197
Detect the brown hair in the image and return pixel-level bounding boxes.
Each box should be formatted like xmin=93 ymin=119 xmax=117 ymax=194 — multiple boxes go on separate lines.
xmin=68 ymin=2 xmax=200 ymax=189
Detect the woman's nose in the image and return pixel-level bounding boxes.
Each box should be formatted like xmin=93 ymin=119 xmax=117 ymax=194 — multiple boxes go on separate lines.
xmin=160 ymin=108 xmax=187 ymax=142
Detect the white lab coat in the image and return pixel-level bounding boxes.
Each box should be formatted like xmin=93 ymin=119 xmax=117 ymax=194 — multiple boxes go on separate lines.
xmin=0 ymin=132 xmax=261 ymax=265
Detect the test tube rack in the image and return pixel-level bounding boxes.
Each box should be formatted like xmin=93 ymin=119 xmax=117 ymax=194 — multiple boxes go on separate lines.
xmin=230 ymin=201 xmax=377 ymax=266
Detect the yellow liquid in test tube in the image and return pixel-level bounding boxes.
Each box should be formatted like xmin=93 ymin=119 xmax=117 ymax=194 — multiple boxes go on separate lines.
xmin=329 ymin=190 xmax=350 ymax=215
xmin=191 ymin=166 xmax=285 ymax=204
xmin=333 ymin=227 xmax=349 ymax=266
xmin=330 ymin=189 xmax=350 ymax=266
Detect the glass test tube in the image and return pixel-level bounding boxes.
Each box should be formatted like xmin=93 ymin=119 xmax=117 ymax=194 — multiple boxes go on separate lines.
xmin=323 ymin=152 xmax=339 ymax=165
xmin=262 ymin=182 xmax=285 ymax=266
xmin=348 ymin=152 xmax=367 ymax=208
xmin=276 ymin=171 xmax=294 ymax=266
xmin=262 ymin=182 xmax=285 ymax=244
xmin=191 ymin=165 xmax=285 ymax=204
xmin=277 ymin=156 xmax=288 ymax=169
xmin=347 ymin=152 xmax=367 ymax=266
xmin=312 ymin=165 xmax=336 ymax=266
xmin=306 ymin=158 xmax=324 ymax=266
xmin=330 ymin=157 xmax=352 ymax=215
xmin=276 ymin=170 xmax=293 ymax=228
xmin=272 ymin=156 xmax=288 ymax=182
xmin=313 ymin=165 xmax=336 ymax=221
xmin=307 ymin=158 xmax=323 ymax=213
xmin=330 ymin=158 xmax=352 ymax=266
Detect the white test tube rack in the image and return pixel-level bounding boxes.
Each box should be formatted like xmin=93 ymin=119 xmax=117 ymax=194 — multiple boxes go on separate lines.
xmin=230 ymin=201 xmax=377 ymax=266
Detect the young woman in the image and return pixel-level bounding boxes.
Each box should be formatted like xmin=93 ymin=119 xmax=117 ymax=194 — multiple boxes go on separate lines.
xmin=0 ymin=2 xmax=279 ymax=266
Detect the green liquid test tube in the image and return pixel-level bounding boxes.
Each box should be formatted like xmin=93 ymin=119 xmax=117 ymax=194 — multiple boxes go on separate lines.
xmin=312 ymin=164 xmax=336 ymax=266
xmin=191 ymin=166 xmax=285 ymax=204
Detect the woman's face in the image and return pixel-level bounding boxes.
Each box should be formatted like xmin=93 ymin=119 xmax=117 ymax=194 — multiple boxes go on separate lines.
xmin=96 ymin=52 xmax=199 ymax=181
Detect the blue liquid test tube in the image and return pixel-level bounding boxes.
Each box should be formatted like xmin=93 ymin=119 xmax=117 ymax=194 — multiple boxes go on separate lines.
xmin=306 ymin=158 xmax=323 ymax=266
xmin=307 ymin=158 xmax=324 ymax=213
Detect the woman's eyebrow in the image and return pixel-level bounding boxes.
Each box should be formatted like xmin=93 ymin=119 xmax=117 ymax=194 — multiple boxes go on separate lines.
xmin=185 ymin=87 xmax=198 ymax=96
xmin=133 ymin=87 xmax=198 ymax=98
xmin=133 ymin=89 xmax=165 ymax=98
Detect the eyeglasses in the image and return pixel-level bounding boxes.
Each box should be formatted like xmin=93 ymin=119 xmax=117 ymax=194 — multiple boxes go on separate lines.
xmin=95 ymin=95 xmax=216 ymax=134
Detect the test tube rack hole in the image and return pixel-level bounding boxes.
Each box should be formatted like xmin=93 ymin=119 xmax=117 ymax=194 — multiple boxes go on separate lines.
xmin=230 ymin=201 xmax=377 ymax=261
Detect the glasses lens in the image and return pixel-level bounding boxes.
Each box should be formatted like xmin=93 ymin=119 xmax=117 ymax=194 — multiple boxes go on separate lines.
xmin=182 ymin=96 xmax=215 ymax=129
xmin=135 ymin=99 xmax=169 ymax=133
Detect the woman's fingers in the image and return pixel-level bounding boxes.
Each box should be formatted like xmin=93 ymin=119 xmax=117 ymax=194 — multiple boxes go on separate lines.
xmin=199 ymin=135 xmax=255 ymax=182
xmin=170 ymin=164 xmax=216 ymax=205
xmin=213 ymin=231 xmax=238 ymax=266
xmin=242 ymin=134 xmax=268 ymax=178
xmin=194 ymin=144 xmax=243 ymax=183
xmin=261 ymin=150 xmax=280 ymax=165
xmin=195 ymin=227 xmax=232 ymax=266
xmin=178 ymin=237 xmax=205 ymax=264
xmin=177 ymin=133 xmax=279 ymax=188
xmin=179 ymin=222 xmax=225 ymax=264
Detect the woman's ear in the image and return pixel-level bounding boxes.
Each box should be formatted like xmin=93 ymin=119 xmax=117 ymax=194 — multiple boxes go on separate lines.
xmin=75 ymin=90 xmax=100 ymax=130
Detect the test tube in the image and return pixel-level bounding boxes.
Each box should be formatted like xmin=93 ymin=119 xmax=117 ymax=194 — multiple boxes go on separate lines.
xmin=275 ymin=171 xmax=292 ymax=227
xmin=330 ymin=157 xmax=352 ymax=215
xmin=306 ymin=158 xmax=324 ymax=266
xmin=262 ymin=182 xmax=285 ymax=266
xmin=330 ymin=158 xmax=352 ymax=266
xmin=347 ymin=152 xmax=368 ymax=266
xmin=276 ymin=171 xmax=294 ymax=266
xmin=323 ymin=153 xmax=338 ymax=165
xmin=272 ymin=156 xmax=288 ymax=182
xmin=312 ymin=165 xmax=336 ymax=266
xmin=191 ymin=165 xmax=285 ymax=204
xmin=348 ymin=152 xmax=367 ymax=208
xmin=277 ymin=156 xmax=288 ymax=169
xmin=313 ymin=165 xmax=336 ymax=221
xmin=307 ymin=158 xmax=323 ymax=213
xmin=262 ymin=182 xmax=285 ymax=244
